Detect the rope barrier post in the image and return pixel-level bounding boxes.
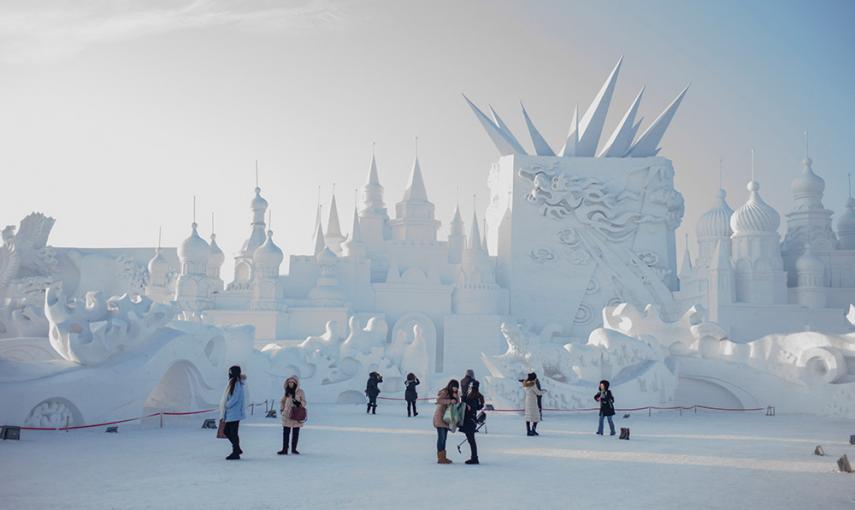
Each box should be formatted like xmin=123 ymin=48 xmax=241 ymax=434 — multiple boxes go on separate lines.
xmin=679 ymin=407 xmax=682 ymax=416
xmin=64 ymin=416 xmax=69 ymax=432
xmin=648 ymin=407 xmax=651 ymax=417
xmin=694 ymin=405 xmax=697 ymax=415
xmin=250 ymin=403 xmax=255 ymax=416
xmin=159 ymin=411 xmax=163 ymax=429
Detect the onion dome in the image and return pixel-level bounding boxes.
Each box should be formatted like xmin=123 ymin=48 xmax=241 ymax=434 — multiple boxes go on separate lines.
xmin=253 ymin=230 xmax=284 ymax=272
xmin=730 ymin=181 xmax=780 ymax=234
xmin=696 ymin=189 xmax=734 ymax=239
xmin=209 ymin=233 xmax=225 ymax=269
xmin=791 ymin=158 xmax=826 ymax=209
xmin=178 ymin=223 xmax=210 ymax=272
xmin=251 ymin=187 xmax=268 ymax=212
xmin=147 ymin=247 xmax=169 ymax=276
xmin=837 ymin=198 xmax=855 ymax=249
xmin=795 ymin=244 xmax=824 ymax=275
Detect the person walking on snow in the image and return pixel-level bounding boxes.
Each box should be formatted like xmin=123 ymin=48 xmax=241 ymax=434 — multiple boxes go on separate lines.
xmin=220 ymin=365 xmax=246 ymax=460
xmin=278 ymin=376 xmax=307 ymax=455
xmin=405 ymin=373 xmax=420 ymax=417
xmin=522 ymin=372 xmax=543 ymax=436
xmin=365 ymin=372 xmax=382 ymax=414
xmin=460 ymin=379 xmax=485 ymax=464
xmin=433 ymin=379 xmax=460 ymax=464
xmin=595 ymin=379 xmax=616 ymax=436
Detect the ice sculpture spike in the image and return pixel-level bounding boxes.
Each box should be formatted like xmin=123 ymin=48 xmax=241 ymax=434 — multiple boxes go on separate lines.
xmin=489 ymin=105 xmax=528 ymax=155
xmin=559 ymin=105 xmax=579 ymax=157
xmin=599 ymin=86 xmax=645 ymax=157
xmin=520 ymin=101 xmax=555 ymax=156
xmin=462 ymin=94 xmax=526 ymax=156
xmin=629 ymin=84 xmax=689 ymax=157
xmin=576 ymin=57 xmax=622 ymax=157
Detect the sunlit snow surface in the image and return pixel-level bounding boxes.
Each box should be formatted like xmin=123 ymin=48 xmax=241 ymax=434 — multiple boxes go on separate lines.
xmin=2 ymin=405 xmax=853 ymax=509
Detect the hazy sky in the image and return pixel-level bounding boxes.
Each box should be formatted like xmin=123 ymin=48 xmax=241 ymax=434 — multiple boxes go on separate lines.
xmin=2 ymin=0 xmax=853 ymax=282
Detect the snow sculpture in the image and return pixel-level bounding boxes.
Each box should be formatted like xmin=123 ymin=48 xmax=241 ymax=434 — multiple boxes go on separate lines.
xmin=339 ymin=316 xmax=388 ymax=359
xmin=45 ymin=284 xmax=177 ymax=365
xmin=481 ymin=318 xmax=679 ymax=412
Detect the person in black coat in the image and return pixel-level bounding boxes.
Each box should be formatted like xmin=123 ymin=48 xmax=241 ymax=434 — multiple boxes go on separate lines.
xmin=460 ymin=380 xmax=485 ymax=464
xmin=365 ymin=372 xmax=383 ymax=414
xmin=594 ymin=379 xmax=616 ymax=436
xmin=404 ymin=373 xmax=420 ymax=417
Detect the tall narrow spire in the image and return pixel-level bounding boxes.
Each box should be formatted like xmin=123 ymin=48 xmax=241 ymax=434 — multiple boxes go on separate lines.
xmin=520 ymin=101 xmax=555 ymax=156
xmin=327 ymin=193 xmax=343 ymax=239
xmin=559 ymin=105 xmax=579 ymax=157
xmin=628 ymin=84 xmax=689 ymax=157
xmin=599 ymin=86 xmax=644 ymax=157
xmin=576 ymin=57 xmax=622 ymax=156
xmin=403 ymin=156 xmax=429 ymax=202
xmin=679 ymin=233 xmax=693 ymax=278
xmin=313 ymin=220 xmax=326 ymax=256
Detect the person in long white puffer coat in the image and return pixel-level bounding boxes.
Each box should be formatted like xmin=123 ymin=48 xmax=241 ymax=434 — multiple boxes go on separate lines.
xmin=522 ymin=372 xmax=543 ymax=436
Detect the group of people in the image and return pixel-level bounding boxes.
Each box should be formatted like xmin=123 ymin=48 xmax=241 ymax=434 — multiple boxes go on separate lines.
xmin=217 ymin=365 xmax=618 ymax=462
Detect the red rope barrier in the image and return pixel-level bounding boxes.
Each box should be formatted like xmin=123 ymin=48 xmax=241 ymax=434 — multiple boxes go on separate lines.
xmin=377 ymin=396 xmax=433 ymax=401
xmin=485 ymin=404 xmax=765 ymax=413
xmin=18 ymin=409 xmax=217 ymax=431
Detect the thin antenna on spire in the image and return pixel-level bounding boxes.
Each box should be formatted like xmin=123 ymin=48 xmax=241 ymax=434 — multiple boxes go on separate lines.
xmin=804 ymin=130 xmax=809 ymax=159
xmin=415 ymin=136 xmax=419 ymax=158
xmin=192 ymin=196 xmax=196 ymax=225
xmin=750 ymin=148 xmax=756 ymax=182
xmin=157 ymin=226 xmax=162 ymax=250
xmin=332 ymin=182 xmax=336 ymax=194
xmin=849 ymin=173 xmax=852 ymax=199
xmin=211 ymin=212 xmax=215 ymax=234
xmin=255 ymin=161 xmax=259 ymax=188
xmin=718 ymin=157 xmax=723 ymax=190
xmin=472 ymin=193 xmax=477 ymax=212
xmin=372 ymin=141 xmax=376 ymax=157
xmin=268 ymin=208 xmax=272 ymax=230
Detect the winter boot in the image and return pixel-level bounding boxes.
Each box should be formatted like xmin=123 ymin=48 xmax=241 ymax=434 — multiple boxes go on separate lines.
xmin=366 ymin=403 xmax=371 ymax=414
xmin=278 ymin=428 xmax=289 ymax=454
xmin=226 ymin=452 xmax=240 ymax=460
xmin=291 ymin=428 xmax=300 ymax=454
xmin=437 ymin=450 xmax=452 ymax=464
xmin=531 ymin=423 xmax=539 ymax=436
xmin=465 ymin=457 xmax=479 ymax=465
xmin=372 ymin=404 xmax=377 ymax=415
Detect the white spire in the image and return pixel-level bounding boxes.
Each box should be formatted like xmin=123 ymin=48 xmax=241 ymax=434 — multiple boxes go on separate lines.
xmin=402 ymin=156 xmax=429 ymax=202
xmin=599 ymin=86 xmax=645 ymax=157
xmin=576 ymin=57 xmax=622 ymax=156
xmin=521 ymin=101 xmax=555 ymax=156
xmin=628 ymin=84 xmax=689 ymax=157
xmin=559 ymin=105 xmax=579 ymax=157
xmin=489 ymin=105 xmax=528 ymax=155
xmin=313 ymin=220 xmax=326 ymax=256
xmin=326 ymin=192 xmax=345 ymax=241
xmin=679 ymin=233 xmax=693 ymax=278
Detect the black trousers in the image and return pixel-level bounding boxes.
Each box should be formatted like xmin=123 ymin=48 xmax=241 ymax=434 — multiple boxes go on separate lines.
xmin=224 ymin=420 xmax=240 ymax=454
xmin=465 ymin=430 xmax=478 ymax=460
xmin=407 ymin=399 xmax=417 ymax=416
xmin=283 ymin=426 xmax=300 ymax=451
xmin=367 ymin=395 xmax=378 ymax=412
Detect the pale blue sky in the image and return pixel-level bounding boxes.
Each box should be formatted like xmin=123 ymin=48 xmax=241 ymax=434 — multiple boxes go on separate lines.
xmin=1 ymin=0 xmax=853 ymax=281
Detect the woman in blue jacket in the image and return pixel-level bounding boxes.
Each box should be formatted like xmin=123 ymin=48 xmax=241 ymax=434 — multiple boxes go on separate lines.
xmin=221 ymin=365 xmax=246 ymax=460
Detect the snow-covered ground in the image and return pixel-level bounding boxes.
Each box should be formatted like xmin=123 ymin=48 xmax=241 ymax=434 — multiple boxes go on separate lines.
xmin=2 ymin=405 xmax=854 ymax=509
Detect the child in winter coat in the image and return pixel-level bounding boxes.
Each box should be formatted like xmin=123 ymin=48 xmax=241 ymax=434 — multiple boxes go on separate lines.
xmin=278 ymin=376 xmax=307 ymax=455
xmin=220 ymin=365 xmax=246 ymax=460
xmin=594 ymin=379 xmax=616 ymax=436
xmin=522 ymin=372 xmax=543 ymax=436
xmin=405 ymin=373 xmax=420 ymax=417
xmin=365 ymin=372 xmax=382 ymax=414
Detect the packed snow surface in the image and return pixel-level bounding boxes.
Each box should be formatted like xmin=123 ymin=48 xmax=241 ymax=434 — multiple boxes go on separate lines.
xmin=2 ymin=405 xmax=853 ymax=509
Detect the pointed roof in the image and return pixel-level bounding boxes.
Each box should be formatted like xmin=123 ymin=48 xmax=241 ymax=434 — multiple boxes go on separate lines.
xmin=451 ymin=203 xmax=463 ymax=225
xmin=402 ymin=157 xmax=429 ymax=202
xmin=313 ymin=221 xmax=326 ymax=256
xmin=629 ymin=84 xmax=689 ymax=157
xmin=599 ymin=86 xmax=645 ymax=157
xmin=679 ymin=234 xmax=693 ymax=278
xmin=349 ymin=207 xmax=363 ymax=242
xmin=327 ymin=194 xmax=344 ymax=239
xmin=521 ymin=101 xmax=555 ymax=156
xmin=367 ymin=152 xmax=381 ymax=186
xmin=576 ymin=57 xmax=623 ymax=156
xmin=467 ymin=210 xmax=483 ymax=251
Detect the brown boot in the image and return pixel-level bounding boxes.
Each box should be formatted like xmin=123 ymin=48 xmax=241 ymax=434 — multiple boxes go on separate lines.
xmin=437 ymin=450 xmax=453 ymax=464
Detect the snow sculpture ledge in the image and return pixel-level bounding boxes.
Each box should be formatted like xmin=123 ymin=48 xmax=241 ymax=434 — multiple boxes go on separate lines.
xmin=46 ymin=284 xmax=177 ymax=365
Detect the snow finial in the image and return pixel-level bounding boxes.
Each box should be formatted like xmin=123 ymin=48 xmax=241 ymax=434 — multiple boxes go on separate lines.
xmin=157 ymin=226 xmax=162 ymax=251
xmin=192 ymin=195 xmax=197 ymax=226
xmin=255 ymin=160 xmax=259 ymax=189
xmin=719 ymin=157 xmax=723 ymax=190
xmin=403 ymin=153 xmax=428 ymax=202
xmin=267 ymin=208 xmax=272 ymax=230
xmin=804 ymin=130 xmax=809 ymax=160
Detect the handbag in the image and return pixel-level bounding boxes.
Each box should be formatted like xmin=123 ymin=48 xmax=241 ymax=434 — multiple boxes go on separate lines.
xmin=289 ymin=403 xmax=307 ymax=422
xmin=216 ymin=419 xmax=226 ymax=439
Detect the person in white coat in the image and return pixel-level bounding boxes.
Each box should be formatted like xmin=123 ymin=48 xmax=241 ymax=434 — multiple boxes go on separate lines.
xmin=277 ymin=376 xmax=307 ymax=455
xmin=522 ymin=372 xmax=543 ymax=436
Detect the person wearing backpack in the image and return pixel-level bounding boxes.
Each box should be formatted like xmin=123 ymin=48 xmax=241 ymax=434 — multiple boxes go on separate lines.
xmin=594 ymin=379 xmax=616 ymax=436
xmin=433 ymin=379 xmax=460 ymax=464
xmin=460 ymin=379 xmax=485 ymax=465
xmin=405 ymin=373 xmax=420 ymax=417
xmin=365 ymin=372 xmax=382 ymax=415
xmin=278 ymin=376 xmax=307 ymax=455
xmin=220 ymin=365 xmax=246 ymax=460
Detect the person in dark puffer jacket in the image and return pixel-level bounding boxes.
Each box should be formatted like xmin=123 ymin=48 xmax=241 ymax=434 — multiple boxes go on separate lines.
xmin=365 ymin=372 xmax=382 ymax=414
xmin=404 ymin=373 xmax=420 ymax=417
xmin=594 ymin=379 xmax=616 ymax=436
xmin=460 ymin=380 xmax=485 ymax=464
